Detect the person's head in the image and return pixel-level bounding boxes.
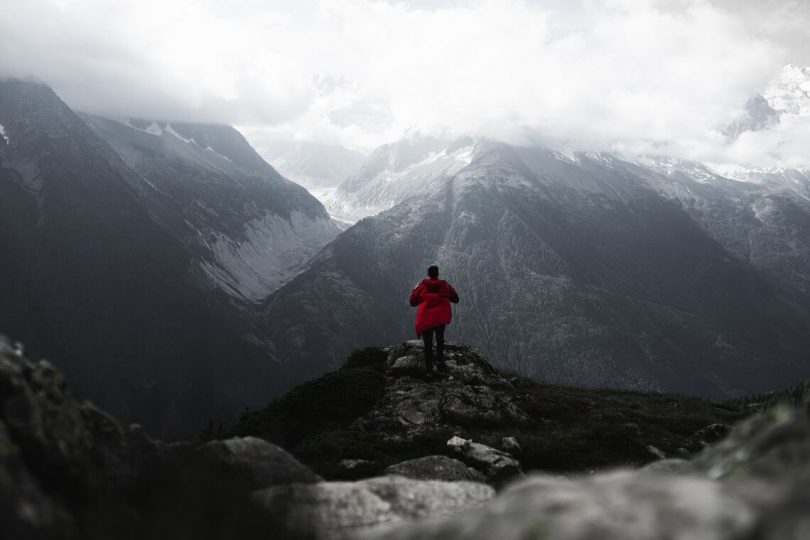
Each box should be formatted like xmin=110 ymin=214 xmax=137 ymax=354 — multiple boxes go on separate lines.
xmin=427 ymin=265 xmax=439 ymax=279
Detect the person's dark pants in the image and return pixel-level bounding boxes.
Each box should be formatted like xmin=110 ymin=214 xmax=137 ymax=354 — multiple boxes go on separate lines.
xmin=422 ymin=324 xmax=446 ymax=372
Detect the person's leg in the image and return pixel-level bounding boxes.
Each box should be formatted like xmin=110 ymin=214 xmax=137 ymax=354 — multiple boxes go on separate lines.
xmin=422 ymin=327 xmax=435 ymax=374
xmin=435 ymin=324 xmax=446 ymax=370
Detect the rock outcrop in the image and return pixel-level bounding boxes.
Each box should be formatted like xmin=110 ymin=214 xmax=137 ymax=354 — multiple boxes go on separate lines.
xmin=446 ymin=436 xmax=522 ymax=483
xmin=233 ymin=341 xmax=751 ymax=483
xmin=375 ymin=404 xmax=810 ymax=540
xmin=385 ymin=456 xmax=486 ymax=483
xmin=353 ymin=342 xmax=530 ymax=440
xmin=0 ymin=337 xmax=306 ymax=539
xmin=199 ymin=436 xmax=323 ymax=488
xmin=0 ymin=337 xmax=169 ymax=538
xmin=254 ymin=475 xmax=494 ymax=540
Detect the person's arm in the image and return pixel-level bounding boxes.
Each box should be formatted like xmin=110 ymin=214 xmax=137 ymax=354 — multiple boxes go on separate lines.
xmin=448 ymin=284 xmax=459 ymax=304
xmin=409 ymin=284 xmax=424 ymax=306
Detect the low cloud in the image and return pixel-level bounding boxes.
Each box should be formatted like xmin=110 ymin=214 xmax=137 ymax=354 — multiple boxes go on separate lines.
xmin=1 ymin=0 xmax=808 ymax=167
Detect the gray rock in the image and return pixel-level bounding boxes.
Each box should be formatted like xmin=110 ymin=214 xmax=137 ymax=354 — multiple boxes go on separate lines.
xmin=687 ymin=422 xmax=733 ymax=450
xmin=253 ymin=475 xmax=494 ymax=540
xmin=646 ymin=444 xmax=666 ymax=460
xmin=0 ymin=337 xmax=160 ymax=493
xmin=0 ymin=336 xmax=170 ymax=539
xmin=375 ymin=470 xmax=784 ymax=540
xmin=447 ymin=436 xmax=521 ymax=482
xmin=351 ymin=342 xmax=528 ymax=442
xmin=641 ymin=458 xmax=690 ymax=474
xmin=501 ymin=436 xmax=522 ymax=455
xmin=199 ymin=436 xmax=321 ymax=488
xmin=385 ymin=455 xmax=487 ymax=482
xmin=688 ymin=406 xmax=810 ymax=481
xmin=0 ymin=419 xmax=75 ymax=539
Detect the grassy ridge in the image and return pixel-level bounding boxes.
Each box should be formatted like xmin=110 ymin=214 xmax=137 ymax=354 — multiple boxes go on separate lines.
xmin=229 ymin=346 xmax=771 ymax=479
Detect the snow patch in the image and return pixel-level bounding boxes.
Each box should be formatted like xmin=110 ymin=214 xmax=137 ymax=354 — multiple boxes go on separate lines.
xmin=0 ymin=124 xmax=8 ymax=145
xmin=204 ymin=146 xmax=233 ymax=163
xmin=144 ymin=122 xmax=163 ymax=136
xmin=165 ymin=123 xmax=195 ymax=144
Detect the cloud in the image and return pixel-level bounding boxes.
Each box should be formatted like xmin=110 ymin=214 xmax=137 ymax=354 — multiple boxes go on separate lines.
xmin=0 ymin=0 xmax=807 ymax=166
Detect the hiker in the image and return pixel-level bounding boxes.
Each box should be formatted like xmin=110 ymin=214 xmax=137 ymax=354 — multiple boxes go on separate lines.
xmin=409 ymin=265 xmax=460 ymax=377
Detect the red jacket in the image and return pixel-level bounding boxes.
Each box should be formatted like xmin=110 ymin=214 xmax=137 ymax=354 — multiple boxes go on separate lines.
xmin=409 ymin=278 xmax=460 ymax=337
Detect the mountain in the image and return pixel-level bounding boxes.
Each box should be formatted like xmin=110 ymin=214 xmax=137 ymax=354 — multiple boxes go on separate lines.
xmin=323 ymin=135 xmax=476 ymax=222
xmin=721 ymin=93 xmax=780 ymax=138
xmin=635 ymin=156 xmax=810 ymax=294
xmin=0 ymin=79 xmax=303 ymax=436
xmin=81 ymin=115 xmax=340 ymax=300
xmin=258 ymin=139 xmax=810 ymax=397
xmin=718 ymin=64 xmax=810 ymax=193
xmin=260 ymin=139 xmax=366 ymax=191
xmin=763 ymin=63 xmax=810 ymax=117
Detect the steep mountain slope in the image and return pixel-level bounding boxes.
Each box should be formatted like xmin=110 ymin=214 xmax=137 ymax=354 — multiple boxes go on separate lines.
xmin=81 ymin=115 xmax=339 ymax=299
xmin=0 ymin=80 xmax=287 ymax=436
xmin=323 ymin=135 xmax=476 ymax=222
xmin=630 ymin=157 xmax=810 ymax=294
xmin=260 ymin=141 xmax=810 ymax=397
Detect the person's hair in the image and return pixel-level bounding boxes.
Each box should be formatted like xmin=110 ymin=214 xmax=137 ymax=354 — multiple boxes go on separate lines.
xmin=427 ymin=265 xmax=439 ymax=278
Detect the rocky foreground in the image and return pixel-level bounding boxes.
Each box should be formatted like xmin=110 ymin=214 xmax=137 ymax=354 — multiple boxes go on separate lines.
xmin=3 ymin=337 xmax=810 ymax=539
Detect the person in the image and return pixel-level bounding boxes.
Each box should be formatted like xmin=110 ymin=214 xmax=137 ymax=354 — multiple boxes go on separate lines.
xmin=409 ymin=265 xmax=460 ymax=378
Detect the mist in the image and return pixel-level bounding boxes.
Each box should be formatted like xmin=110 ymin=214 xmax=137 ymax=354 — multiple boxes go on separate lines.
xmin=1 ymin=0 xmax=809 ymax=167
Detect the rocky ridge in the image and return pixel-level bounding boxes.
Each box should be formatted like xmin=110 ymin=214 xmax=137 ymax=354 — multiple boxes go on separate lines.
xmin=233 ymin=341 xmax=749 ymax=481
xmin=5 ymin=336 xmax=810 ymax=539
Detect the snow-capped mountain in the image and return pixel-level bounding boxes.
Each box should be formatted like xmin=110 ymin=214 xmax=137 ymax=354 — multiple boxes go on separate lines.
xmin=599 ymin=156 xmax=810 ymax=296
xmin=713 ymin=65 xmax=810 ymax=192
xmin=763 ymin=64 xmax=810 ymax=117
xmin=82 ymin=115 xmax=340 ymax=300
xmin=260 ymin=139 xmax=366 ymax=191
xmin=324 ymin=135 xmax=478 ymax=222
xmin=260 ymin=140 xmax=810 ymax=396
xmin=721 ymin=94 xmax=780 ymax=138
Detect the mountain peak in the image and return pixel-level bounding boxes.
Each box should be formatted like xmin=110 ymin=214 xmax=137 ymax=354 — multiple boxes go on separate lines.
xmin=763 ymin=64 xmax=810 ymax=116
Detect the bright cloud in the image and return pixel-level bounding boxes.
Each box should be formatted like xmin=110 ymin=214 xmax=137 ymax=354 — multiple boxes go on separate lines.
xmin=1 ymin=0 xmax=808 ymax=166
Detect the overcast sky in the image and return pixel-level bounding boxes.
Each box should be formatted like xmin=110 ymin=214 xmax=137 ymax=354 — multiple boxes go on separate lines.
xmin=1 ymin=0 xmax=809 ymax=168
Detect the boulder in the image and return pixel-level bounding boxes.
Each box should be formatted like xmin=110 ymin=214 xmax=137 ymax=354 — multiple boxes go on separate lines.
xmin=446 ymin=436 xmax=521 ymax=482
xmin=385 ymin=455 xmax=486 ymax=482
xmin=375 ymin=471 xmax=782 ymax=540
xmin=686 ymin=422 xmax=733 ymax=451
xmin=688 ymin=406 xmax=810 ymax=481
xmin=199 ymin=436 xmax=321 ymax=489
xmin=500 ymin=436 xmax=522 ymax=455
xmin=253 ymin=475 xmax=494 ymax=540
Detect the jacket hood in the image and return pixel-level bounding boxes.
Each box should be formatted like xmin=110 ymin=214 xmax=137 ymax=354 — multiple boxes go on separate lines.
xmin=421 ymin=278 xmax=447 ymax=292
